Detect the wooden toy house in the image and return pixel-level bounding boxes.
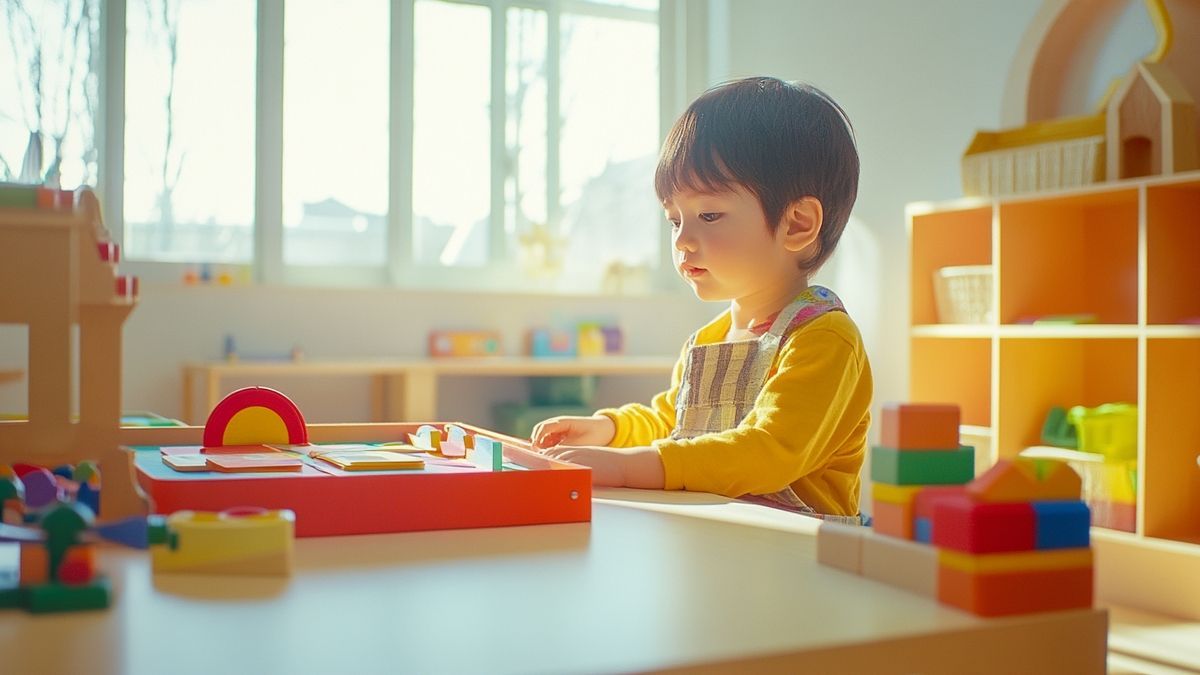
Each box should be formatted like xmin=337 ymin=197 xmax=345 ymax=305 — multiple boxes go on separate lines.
xmin=0 ymin=187 xmax=147 ymax=519
xmin=1106 ymin=60 xmax=1199 ymax=180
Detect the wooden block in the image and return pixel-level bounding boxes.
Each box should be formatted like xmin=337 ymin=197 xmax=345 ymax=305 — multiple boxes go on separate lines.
xmin=932 ymin=495 xmax=1036 ymax=553
xmin=871 ymin=482 xmax=922 ymax=505
xmin=862 ymin=528 xmax=938 ymax=598
xmin=1032 ymin=501 xmax=1090 ymax=550
xmin=816 ymin=521 xmax=865 ymax=574
xmin=939 ymin=547 xmax=1092 ymax=574
xmin=870 ymin=446 xmax=974 ymax=485
xmin=871 ymin=498 xmax=913 ymax=540
xmin=968 ymin=459 xmax=1081 ymax=502
xmin=938 ymin=563 xmax=1093 ymax=617
xmin=881 ymin=403 xmax=960 ymax=450
xmin=19 ymin=543 xmax=48 ymax=585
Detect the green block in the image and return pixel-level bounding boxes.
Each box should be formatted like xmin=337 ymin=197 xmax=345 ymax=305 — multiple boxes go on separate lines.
xmin=0 ymin=586 xmax=26 ymax=608
xmin=493 ymin=402 xmax=592 ymax=439
xmin=870 ymin=445 xmax=975 ymax=485
xmin=25 ymin=578 xmax=111 ymax=613
xmin=529 ymin=376 xmax=596 ymax=406
xmin=0 ymin=184 xmax=37 ymax=208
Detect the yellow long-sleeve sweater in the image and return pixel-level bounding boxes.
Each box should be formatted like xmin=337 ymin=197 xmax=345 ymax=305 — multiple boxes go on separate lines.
xmin=597 ymin=309 xmax=872 ymax=516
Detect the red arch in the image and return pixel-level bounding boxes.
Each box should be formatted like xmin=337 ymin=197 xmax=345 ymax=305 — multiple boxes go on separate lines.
xmin=202 ymin=386 xmax=308 ymax=448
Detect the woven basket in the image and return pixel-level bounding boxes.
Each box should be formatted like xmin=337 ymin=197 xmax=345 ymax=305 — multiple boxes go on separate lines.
xmin=933 ymin=265 xmax=993 ymax=324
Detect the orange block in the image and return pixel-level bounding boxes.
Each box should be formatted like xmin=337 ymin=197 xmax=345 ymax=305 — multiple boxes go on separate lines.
xmin=881 ymin=403 xmax=960 ymax=450
xmin=938 ymin=563 xmax=1093 ymax=617
xmin=968 ymin=459 xmax=1082 ymax=502
xmin=872 ymin=498 xmax=914 ymax=540
xmin=20 ymin=543 xmax=48 ymax=585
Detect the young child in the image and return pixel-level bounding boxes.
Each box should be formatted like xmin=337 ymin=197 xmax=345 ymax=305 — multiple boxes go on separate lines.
xmin=531 ymin=77 xmax=871 ymax=521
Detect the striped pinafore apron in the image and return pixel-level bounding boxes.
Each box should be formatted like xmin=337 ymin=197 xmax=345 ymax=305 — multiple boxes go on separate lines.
xmin=672 ymin=286 xmax=862 ymax=525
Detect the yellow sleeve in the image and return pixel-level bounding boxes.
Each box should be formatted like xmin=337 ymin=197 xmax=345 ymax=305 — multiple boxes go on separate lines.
xmin=654 ymin=315 xmax=872 ymax=506
xmin=595 ymin=341 xmax=687 ymax=447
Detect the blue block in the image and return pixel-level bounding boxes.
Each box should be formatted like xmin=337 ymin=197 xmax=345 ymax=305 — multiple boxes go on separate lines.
xmin=76 ymin=482 xmax=100 ymax=516
xmin=91 ymin=516 xmax=151 ymax=549
xmin=915 ymin=516 xmax=933 ymax=543
xmin=1032 ymin=500 xmax=1090 ymax=549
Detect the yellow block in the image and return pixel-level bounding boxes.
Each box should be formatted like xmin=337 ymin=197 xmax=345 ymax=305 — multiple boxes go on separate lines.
xmin=939 ymin=547 xmax=1092 ymax=574
xmin=871 ymin=482 xmax=922 ymax=506
xmin=151 ymin=509 xmax=295 ymax=576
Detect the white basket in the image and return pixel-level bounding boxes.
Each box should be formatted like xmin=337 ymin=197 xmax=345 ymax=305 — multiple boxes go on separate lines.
xmin=933 ymin=265 xmax=993 ymax=324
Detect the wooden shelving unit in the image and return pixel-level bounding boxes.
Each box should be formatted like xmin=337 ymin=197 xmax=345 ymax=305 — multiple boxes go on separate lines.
xmin=907 ymin=171 xmax=1200 ymax=620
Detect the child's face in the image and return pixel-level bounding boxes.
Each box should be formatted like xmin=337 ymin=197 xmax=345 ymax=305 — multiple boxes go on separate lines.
xmin=664 ymin=184 xmax=801 ymax=303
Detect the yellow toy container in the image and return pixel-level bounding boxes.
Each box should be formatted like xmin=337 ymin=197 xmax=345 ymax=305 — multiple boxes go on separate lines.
xmin=1068 ymin=403 xmax=1137 ymax=461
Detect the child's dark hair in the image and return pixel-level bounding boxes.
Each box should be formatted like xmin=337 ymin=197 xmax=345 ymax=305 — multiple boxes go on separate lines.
xmin=655 ymin=77 xmax=859 ymax=274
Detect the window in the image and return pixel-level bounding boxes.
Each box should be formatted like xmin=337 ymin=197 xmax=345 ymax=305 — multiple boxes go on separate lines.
xmin=124 ymin=0 xmax=256 ymax=263
xmin=6 ymin=0 xmax=668 ymax=294
xmin=0 ymin=0 xmax=99 ymax=188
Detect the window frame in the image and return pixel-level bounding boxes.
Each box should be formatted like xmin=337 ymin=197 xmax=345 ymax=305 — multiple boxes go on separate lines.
xmin=97 ymin=0 xmax=690 ymax=293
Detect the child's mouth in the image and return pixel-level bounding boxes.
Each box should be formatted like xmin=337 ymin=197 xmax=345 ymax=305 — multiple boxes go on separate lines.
xmin=682 ymin=264 xmax=706 ymax=278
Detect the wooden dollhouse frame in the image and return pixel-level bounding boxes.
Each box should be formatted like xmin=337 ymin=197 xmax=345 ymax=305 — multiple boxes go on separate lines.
xmin=0 ymin=188 xmax=148 ymax=519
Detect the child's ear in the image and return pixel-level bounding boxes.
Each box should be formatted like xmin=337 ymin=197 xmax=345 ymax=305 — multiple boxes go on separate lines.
xmin=780 ymin=197 xmax=822 ymax=253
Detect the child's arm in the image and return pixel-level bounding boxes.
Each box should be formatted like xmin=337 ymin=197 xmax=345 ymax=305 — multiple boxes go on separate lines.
xmin=539 ymin=444 xmax=665 ymax=488
xmin=593 ymin=345 xmax=687 ymax=446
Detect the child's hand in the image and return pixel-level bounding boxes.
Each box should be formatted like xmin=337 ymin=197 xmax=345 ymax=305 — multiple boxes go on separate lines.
xmin=530 ymin=415 xmax=616 ymax=449
xmin=539 ymin=445 xmax=665 ymax=489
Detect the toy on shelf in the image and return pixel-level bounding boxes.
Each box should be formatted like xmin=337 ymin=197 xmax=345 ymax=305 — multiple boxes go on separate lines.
xmin=961 ymin=0 xmax=1197 ymax=196
xmin=149 ymin=507 xmax=294 ymax=576
xmin=527 ymin=321 xmax=623 ymax=358
xmin=0 ymin=185 xmax=148 ymax=521
xmin=223 ymin=334 xmax=304 ymax=363
xmin=1030 ymin=403 xmax=1138 ymax=532
xmin=427 ymin=330 xmax=502 ymax=358
xmin=821 ymin=403 xmax=1094 ymax=617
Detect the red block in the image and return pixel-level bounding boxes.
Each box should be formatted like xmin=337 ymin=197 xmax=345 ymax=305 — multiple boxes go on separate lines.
xmin=914 ymin=485 xmax=966 ymax=521
xmin=881 ymin=403 xmax=960 ymax=450
xmin=932 ymin=495 xmax=1036 ymax=553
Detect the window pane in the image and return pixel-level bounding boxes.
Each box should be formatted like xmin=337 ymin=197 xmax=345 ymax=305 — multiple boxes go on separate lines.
xmin=283 ymin=1 xmax=389 ymax=267
xmin=0 ymin=1 xmax=99 ymax=187
xmin=506 ymin=8 xmax=547 ymax=239
xmin=559 ymin=14 xmax=660 ymax=288
xmin=413 ymin=0 xmax=490 ymax=267
xmin=125 ymin=0 xmax=255 ymax=262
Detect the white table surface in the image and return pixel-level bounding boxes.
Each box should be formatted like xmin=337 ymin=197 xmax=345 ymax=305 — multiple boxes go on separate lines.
xmin=2 ymin=488 xmax=1109 ymax=674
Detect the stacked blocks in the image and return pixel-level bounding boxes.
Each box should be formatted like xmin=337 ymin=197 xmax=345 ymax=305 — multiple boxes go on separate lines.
xmin=871 ymin=403 xmax=973 ymax=541
xmin=819 ymin=460 xmax=1093 ymax=617
xmin=819 ymin=402 xmax=1094 ymax=618
xmin=935 ymin=459 xmax=1092 ymax=616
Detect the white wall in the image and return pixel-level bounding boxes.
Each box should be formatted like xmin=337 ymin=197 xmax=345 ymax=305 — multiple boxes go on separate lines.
xmin=708 ymin=0 xmax=1045 ymax=430
xmin=122 ymin=284 xmax=711 ymax=425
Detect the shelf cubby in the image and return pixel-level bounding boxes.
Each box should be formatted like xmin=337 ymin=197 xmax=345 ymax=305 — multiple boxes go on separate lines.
xmin=1146 ymin=180 xmax=1200 ymax=326
xmin=908 ymin=204 xmax=991 ymax=326
xmin=1144 ymin=337 xmax=1200 ymax=544
xmin=998 ymin=189 xmax=1138 ymax=325
xmin=909 ymin=337 xmax=991 ymax=428
xmin=995 ymin=337 xmax=1137 ymax=459
xmin=909 ymin=171 xmax=1200 ymax=619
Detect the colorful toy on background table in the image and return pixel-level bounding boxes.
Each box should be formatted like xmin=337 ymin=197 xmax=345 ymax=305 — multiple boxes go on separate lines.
xmin=527 ymin=321 xmax=623 ymax=358
xmin=0 ymin=458 xmax=164 ymax=613
xmin=428 ymin=330 xmax=502 ymax=358
xmin=223 ymin=334 xmax=304 ymax=363
xmin=820 ymin=401 xmax=1093 ymax=617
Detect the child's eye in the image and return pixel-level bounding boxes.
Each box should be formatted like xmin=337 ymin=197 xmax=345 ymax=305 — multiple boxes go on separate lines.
xmin=699 ymin=212 xmax=722 ymax=223
xmin=666 ymin=217 xmax=680 ymax=229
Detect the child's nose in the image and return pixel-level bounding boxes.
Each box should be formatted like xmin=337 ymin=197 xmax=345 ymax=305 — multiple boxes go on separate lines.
xmin=673 ymin=224 xmax=698 ymax=252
